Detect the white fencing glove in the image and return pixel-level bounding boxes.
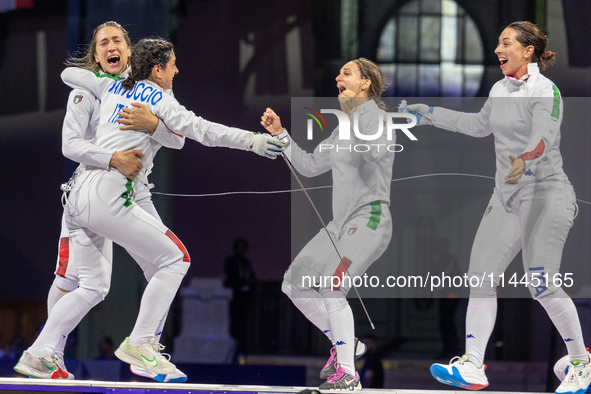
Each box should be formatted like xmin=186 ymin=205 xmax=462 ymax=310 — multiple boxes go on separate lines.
xmin=242 ymin=133 xmax=287 ymax=159
xmin=398 ymin=100 xmax=434 ymax=125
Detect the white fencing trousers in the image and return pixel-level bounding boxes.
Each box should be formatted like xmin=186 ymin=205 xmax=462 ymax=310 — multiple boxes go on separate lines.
xmin=65 ymin=168 xmax=189 ymax=302
xmin=31 ymin=169 xmax=189 ymax=356
xmin=282 ymin=201 xmax=391 ymax=376
xmin=465 ymin=175 xmax=582 ymax=365
xmin=53 ymin=185 xmax=164 ymax=293
xmin=49 ymin=185 xmax=169 ymax=355
xmin=467 ymin=175 xmax=575 ymax=299
xmin=283 ymin=201 xmax=392 ymax=298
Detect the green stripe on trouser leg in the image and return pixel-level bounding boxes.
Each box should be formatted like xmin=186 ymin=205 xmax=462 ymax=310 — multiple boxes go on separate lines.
xmin=366 ymin=201 xmax=381 ymax=230
xmin=121 ymin=180 xmax=133 ymax=207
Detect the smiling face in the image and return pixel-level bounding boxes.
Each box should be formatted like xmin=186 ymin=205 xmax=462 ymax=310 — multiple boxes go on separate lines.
xmin=155 ymin=51 xmax=178 ymax=90
xmin=495 ymin=28 xmax=533 ymax=79
xmin=93 ymin=26 xmax=131 ymax=76
xmin=335 ymin=61 xmax=369 ymax=97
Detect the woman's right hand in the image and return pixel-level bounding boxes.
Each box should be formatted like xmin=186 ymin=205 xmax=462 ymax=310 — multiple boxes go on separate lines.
xmin=260 ymin=108 xmax=283 ymax=135
xmin=398 ymin=102 xmax=434 ymax=125
xmin=118 ymin=102 xmax=159 ymax=135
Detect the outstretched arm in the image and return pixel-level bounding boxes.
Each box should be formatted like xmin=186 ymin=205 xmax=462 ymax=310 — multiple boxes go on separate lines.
xmin=152 ymin=96 xmax=285 ymax=159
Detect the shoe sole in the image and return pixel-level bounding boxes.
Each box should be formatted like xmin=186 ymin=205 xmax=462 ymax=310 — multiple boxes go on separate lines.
xmin=132 ymin=365 xmax=188 ymax=383
xmin=155 ymin=374 xmax=188 ymax=383
xmin=430 ymin=364 xmax=488 ymax=391
xmin=555 ymin=389 xmax=588 ymax=394
xmin=14 ymin=364 xmax=53 ymax=379
xmin=319 ymin=382 xmax=362 ymax=391
xmin=115 ymin=348 xmax=152 ymax=371
xmin=115 ymin=347 xmax=175 ymax=375
xmin=130 ymin=365 xmax=157 ymax=379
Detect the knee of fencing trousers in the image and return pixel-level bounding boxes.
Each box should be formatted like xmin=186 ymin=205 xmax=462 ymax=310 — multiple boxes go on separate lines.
xmin=282 ymin=256 xmax=322 ymax=300
xmin=159 ymin=229 xmax=191 ymax=276
xmin=75 ymin=286 xmax=106 ymax=308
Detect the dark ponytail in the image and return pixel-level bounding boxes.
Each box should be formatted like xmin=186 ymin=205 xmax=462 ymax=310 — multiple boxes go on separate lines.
xmin=506 ymin=21 xmax=556 ymax=70
xmin=122 ymin=37 xmax=174 ymax=90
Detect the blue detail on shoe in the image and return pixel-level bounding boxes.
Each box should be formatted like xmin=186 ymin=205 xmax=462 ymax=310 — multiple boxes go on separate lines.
xmin=558 ymin=388 xmax=588 ymax=394
xmin=565 ymin=338 xmax=574 ymax=342
xmin=154 ymin=374 xmax=188 ymax=383
xmin=156 ymin=331 xmax=163 ymax=336
xmin=323 ymin=330 xmax=331 ymax=334
xmin=467 ymin=334 xmax=475 ymax=338
xmin=431 ymin=364 xmax=473 ymax=389
xmin=335 ymin=341 xmax=346 ymax=346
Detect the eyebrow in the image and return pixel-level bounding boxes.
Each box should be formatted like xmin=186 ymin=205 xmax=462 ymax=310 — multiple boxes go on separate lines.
xmin=99 ymin=35 xmax=123 ymax=43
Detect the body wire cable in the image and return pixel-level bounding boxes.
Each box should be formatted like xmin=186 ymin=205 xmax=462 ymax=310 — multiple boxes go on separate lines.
xmin=281 ymin=154 xmax=376 ymax=330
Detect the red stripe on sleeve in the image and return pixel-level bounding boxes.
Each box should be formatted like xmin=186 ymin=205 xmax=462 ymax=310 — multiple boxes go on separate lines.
xmin=160 ymin=120 xmax=183 ymax=138
xmin=521 ymin=139 xmax=545 ymax=160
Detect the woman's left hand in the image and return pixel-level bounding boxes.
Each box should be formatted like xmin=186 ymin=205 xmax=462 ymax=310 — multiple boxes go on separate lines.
xmin=505 ymin=155 xmax=526 ymax=184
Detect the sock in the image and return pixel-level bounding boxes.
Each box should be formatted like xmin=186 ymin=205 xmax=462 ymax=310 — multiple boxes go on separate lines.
xmin=324 ymin=294 xmax=355 ymax=375
xmin=29 ymin=292 xmax=91 ymax=358
xmin=47 ymin=285 xmax=70 ymax=357
xmin=538 ymin=297 xmax=588 ymax=362
xmin=128 ymin=270 xmax=183 ymax=346
xmin=47 ymin=285 xmax=68 ymax=315
xmin=465 ymin=297 xmax=497 ymax=367
xmin=154 ymin=309 xmax=169 ymax=344
xmin=291 ymin=296 xmax=335 ymax=343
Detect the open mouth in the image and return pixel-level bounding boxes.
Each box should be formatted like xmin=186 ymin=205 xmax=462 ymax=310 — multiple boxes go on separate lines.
xmin=107 ymin=55 xmax=120 ymax=66
xmin=499 ymin=58 xmax=508 ymax=68
xmin=337 ymin=84 xmax=346 ymax=96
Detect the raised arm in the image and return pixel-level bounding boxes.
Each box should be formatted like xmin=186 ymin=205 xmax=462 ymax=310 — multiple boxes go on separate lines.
xmin=261 ymin=108 xmax=331 ymax=177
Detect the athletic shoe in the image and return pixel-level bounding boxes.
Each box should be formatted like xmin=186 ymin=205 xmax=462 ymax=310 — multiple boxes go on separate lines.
xmin=555 ymin=349 xmax=591 ymax=392
xmin=355 ymin=338 xmax=367 ymax=359
xmin=319 ymin=363 xmax=361 ymax=391
xmin=130 ymin=364 xmax=188 ymax=383
xmin=556 ymin=359 xmax=591 ymax=394
xmin=557 ymin=355 xmax=571 ymax=381
xmin=14 ymin=351 xmax=71 ymax=379
xmin=430 ymin=354 xmax=489 ymax=390
xmin=319 ymin=337 xmax=368 ymax=379
xmin=115 ymin=337 xmax=176 ymax=375
xmin=55 ymin=355 xmax=75 ymax=380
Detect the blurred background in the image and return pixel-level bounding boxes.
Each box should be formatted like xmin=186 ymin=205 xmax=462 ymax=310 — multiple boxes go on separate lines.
xmin=0 ymin=0 xmax=590 ymax=390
